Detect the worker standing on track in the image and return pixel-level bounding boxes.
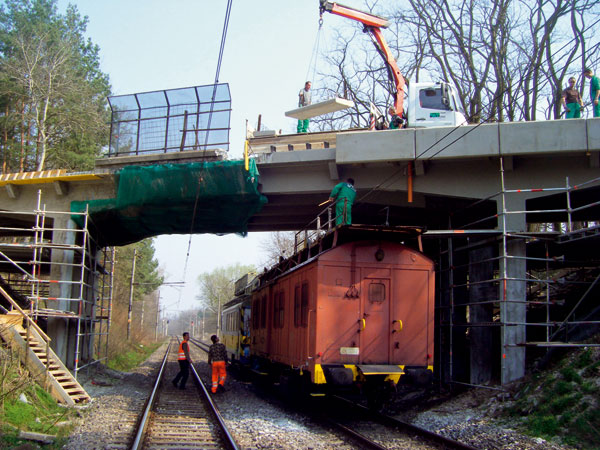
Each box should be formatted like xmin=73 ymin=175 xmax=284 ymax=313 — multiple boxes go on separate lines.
xmin=329 ymin=178 xmax=356 ymax=226
xmin=297 ymin=81 xmax=312 ymax=133
xmin=208 ymin=334 xmax=228 ymax=394
xmin=172 ymin=332 xmax=192 ymax=390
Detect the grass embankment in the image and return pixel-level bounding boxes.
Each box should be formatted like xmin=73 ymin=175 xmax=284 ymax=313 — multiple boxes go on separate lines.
xmin=504 ymin=344 xmax=600 ymax=449
xmin=1 ymin=340 xmax=162 ymax=449
xmin=0 ymin=347 xmax=78 ymax=449
xmin=107 ymin=341 xmax=162 ymax=372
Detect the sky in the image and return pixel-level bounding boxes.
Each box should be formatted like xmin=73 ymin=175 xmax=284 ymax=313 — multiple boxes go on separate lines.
xmin=52 ymin=0 xmax=366 ymax=314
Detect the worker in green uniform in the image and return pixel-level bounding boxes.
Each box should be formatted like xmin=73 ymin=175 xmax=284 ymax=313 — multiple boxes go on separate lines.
xmin=297 ymin=81 xmax=312 ymax=133
xmin=561 ymin=77 xmax=583 ymax=119
xmin=584 ymin=68 xmax=600 ymax=118
xmin=329 ymin=178 xmax=356 ymax=226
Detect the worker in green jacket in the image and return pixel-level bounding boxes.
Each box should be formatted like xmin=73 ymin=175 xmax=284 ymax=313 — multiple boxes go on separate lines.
xmin=329 ymin=178 xmax=356 ymax=226
xmin=584 ymin=68 xmax=600 ymax=118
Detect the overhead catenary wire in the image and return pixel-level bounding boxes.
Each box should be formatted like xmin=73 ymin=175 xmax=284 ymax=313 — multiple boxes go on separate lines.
xmin=178 ymin=0 xmax=234 ymax=309
xmin=309 ymin=10 xmax=600 ymax=222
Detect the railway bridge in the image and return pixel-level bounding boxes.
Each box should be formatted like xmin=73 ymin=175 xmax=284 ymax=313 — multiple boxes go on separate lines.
xmin=1 ymin=87 xmax=599 ymax=393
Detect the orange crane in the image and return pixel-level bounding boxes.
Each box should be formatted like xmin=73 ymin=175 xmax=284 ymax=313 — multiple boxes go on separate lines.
xmin=319 ymin=1 xmax=406 ymax=117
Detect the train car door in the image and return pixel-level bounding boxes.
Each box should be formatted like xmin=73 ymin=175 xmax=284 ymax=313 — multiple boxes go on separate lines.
xmin=360 ymin=278 xmax=390 ymax=364
xmin=391 ymin=267 xmax=433 ymax=365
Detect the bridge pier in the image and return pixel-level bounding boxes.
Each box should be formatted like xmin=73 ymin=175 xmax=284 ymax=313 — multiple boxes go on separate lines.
xmin=468 ymin=242 xmax=495 ymax=385
xmin=499 ymin=194 xmax=527 ymax=384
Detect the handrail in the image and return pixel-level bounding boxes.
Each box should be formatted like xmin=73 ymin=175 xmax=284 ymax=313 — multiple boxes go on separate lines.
xmin=0 ymin=284 xmax=52 ymax=388
xmin=293 ymin=201 xmax=345 ymax=254
xmin=0 ymin=285 xmax=50 ymax=343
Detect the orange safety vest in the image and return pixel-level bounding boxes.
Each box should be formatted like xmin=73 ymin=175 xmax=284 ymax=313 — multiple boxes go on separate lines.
xmin=178 ymin=341 xmax=187 ymax=360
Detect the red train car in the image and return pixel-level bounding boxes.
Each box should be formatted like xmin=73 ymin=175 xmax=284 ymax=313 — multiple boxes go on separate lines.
xmin=249 ymin=226 xmax=434 ymax=395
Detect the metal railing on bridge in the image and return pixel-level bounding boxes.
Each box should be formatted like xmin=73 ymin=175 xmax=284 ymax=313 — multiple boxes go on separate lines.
xmin=107 ymin=83 xmax=231 ymax=157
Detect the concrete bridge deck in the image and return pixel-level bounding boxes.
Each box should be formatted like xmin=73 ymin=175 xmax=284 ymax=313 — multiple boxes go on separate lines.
xmin=1 ymin=117 xmax=599 ymax=387
xmin=1 ymin=118 xmax=599 ymax=233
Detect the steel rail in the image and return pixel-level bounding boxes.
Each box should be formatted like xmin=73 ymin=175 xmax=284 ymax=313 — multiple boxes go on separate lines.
xmin=332 ymin=395 xmax=480 ymax=450
xmin=189 ymin=362 xmax=240 ymax=450
xmin=129 ymin=343 xmax=171 ymax=450
xmin=189 ymin=337 xmax=210 ymax=353
xmin=319 ymin=417 xmax=389 ymax=450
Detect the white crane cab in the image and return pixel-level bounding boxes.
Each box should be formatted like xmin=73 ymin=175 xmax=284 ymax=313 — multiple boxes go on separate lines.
xmin=406 ymin=81 xmax=467 ymax=128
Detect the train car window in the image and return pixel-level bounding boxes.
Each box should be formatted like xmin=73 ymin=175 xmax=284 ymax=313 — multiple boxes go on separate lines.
xmin=301 ymin=282 xmax=309 ymax=327
xmin=260 ymin=295 xmax=267 ymax=328
xmin=273 ymin=292 xmax=280 ymax=328
xmin=294 ymin=285 xmax=301 ymax=327
xmin=279 ymin=291 xmax=285 ymax=328
xmin=369 ymin=282 xmax=386 ymax=303
xmin=252 ymin=298 xmax=260 ymax=329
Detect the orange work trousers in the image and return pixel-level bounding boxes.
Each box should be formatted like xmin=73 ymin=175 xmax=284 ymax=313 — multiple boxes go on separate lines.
xmin=211 ymin=361 xmax=226 ymax=393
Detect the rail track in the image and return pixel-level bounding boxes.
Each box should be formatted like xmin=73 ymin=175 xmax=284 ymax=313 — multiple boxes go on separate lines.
xmin=190 ymin=335 xmax=479 ymax=449
xmin=130 ymin=340 xmax=239 ymax=450
xmin=314 ymin=394 xmax=479 ymax=450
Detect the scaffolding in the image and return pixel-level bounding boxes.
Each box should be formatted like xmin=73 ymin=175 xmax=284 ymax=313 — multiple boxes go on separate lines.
xmin=280 ymin=155 xmax=600 ymax=391
xmin=434 ymin=157 xmax=600 ymax=389
xmin=0 ymin=190 xmax=114 ymax=379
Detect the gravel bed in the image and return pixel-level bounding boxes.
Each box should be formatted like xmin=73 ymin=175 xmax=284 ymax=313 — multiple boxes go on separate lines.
xmin=62 ymin=343 xmax=167 ymax=450
xmin=189 ymin=343 xmax=355 ymax=450
xmin=62 ymin=343 xmax=574 ymax=449
xmin=394 ymin=390 xmax=573 ymax=450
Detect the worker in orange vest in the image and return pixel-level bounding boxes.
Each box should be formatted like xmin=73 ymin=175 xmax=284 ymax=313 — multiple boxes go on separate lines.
xmin=208 ymin=334 xmax=227 ymax=393
xmin=172 ymin=332 xmax=192 ymax=389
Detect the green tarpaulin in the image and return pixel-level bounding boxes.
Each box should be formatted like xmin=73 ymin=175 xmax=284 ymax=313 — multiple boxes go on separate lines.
xmin=71 ymin=159 xmax=267 ymax=246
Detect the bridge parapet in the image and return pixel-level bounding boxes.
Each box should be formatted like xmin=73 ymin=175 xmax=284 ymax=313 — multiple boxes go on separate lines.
xmin=106 ymin=83 xmax=231 ymax=158
xmin=335 ymin=118 xmax=600 ymax=165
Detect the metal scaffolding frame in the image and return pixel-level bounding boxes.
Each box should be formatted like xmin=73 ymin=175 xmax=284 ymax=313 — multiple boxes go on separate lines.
xmin=0 ymin=191 xmax=114 ymax=379
xmin=435 ymin=158 xmax=600 ymax=389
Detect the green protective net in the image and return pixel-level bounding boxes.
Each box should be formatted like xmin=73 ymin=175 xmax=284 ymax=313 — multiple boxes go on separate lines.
xmin=71 ymin=159 xmax=267 ymax=246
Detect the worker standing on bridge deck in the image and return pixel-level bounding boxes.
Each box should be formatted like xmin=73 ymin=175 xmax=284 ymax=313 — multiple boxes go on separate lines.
xmin=208 ymin=335 xmax=227 ymax=393
xmin=388 ymin=107 xmax=403 ymax=129
xmin=584 ymin=68 xmax=600 ymax=117
xmin=329 ymin=178 xmax=356 ymax=226
xmin=297 ymin=81 xmax=312 ymax=133
xmin=172 ymin=332 xmax=191 ymax=390
xmin=562 ymin=77 xmax=584 ymax=119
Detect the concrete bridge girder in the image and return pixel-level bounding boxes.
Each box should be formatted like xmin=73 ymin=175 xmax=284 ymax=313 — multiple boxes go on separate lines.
xmin=1 ymin=118 xmax=600 ymax=385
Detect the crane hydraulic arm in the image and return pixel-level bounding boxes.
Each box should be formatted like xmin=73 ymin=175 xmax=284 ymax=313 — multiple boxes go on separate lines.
xmin=319 ymin=0 xmax=406 ymax=115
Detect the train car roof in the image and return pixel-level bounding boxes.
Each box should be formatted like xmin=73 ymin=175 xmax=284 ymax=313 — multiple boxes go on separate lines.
xmin=222 ymin=295 xmax=251 ymax=311
xmin=257 ymin=224 xmax=424 ymax=286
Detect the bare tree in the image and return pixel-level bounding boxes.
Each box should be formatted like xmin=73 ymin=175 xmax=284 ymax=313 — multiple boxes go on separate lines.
xmin=315 ymin=0 xmax=600 ymax=127
xmin=259 ymin=231 xmax=296 ymax=266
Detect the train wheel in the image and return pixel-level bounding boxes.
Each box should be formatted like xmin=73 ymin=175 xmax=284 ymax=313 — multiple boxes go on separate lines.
xmin=279 ymin=370 xmax=310 ymax=401
xmin=364 ymin=377 xmax=396 ymax=411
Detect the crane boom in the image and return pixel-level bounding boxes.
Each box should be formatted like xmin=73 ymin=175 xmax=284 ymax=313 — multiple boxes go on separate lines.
xmin=319 ymin=1 xmax=405 ymax=114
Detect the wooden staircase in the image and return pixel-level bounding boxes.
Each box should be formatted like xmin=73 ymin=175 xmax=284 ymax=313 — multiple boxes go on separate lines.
xmin=0 ymin=287 xmax=91 ymax=406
